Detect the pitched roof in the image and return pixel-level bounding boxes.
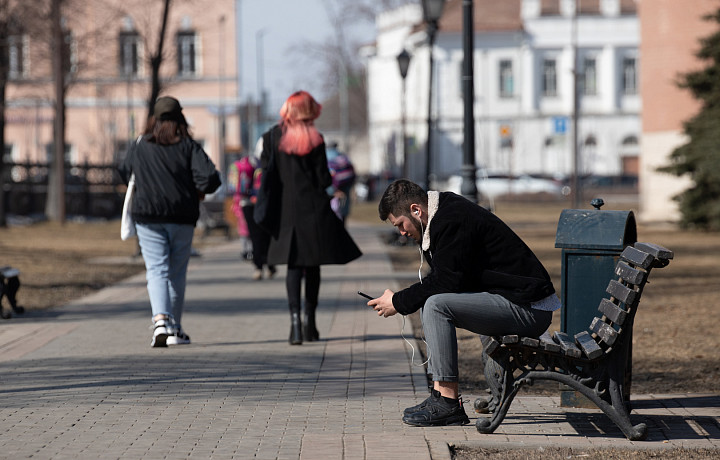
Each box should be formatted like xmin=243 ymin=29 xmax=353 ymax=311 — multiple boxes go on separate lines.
xmin=436 ymin=0 xmax=523 ymax=33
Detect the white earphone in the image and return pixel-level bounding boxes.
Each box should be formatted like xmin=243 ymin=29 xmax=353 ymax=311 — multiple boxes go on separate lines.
xmin=415 ymin=210 xmax=419 ymax=215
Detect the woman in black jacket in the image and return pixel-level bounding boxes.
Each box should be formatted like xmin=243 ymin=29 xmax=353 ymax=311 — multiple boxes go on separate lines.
xmin=259 ymin=91 xmax=361 ymax=344
xmin=119 ymin=96 xmax=221 ymax=348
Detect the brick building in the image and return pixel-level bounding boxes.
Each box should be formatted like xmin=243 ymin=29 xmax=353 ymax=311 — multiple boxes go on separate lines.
xmin=4 ymin=0 xmax=240 ymax=182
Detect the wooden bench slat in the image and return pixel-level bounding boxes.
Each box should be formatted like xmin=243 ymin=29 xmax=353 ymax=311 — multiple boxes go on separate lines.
xmin=615 ymin=261 xmax=647 ymax=285
xmin=485 ymin=337 xmax=501 ymax=356
xmin=575 ymin=331 xmax=604 ymax=360
xmin=553 ymin=331 xmax=582 ymax=358
xmin=520 ymin=337 xmax=540 ymax=348
xmin=606 ymin=279 xmax=638 ymax=305
xmin=589 ymin=317 xmax=618 ymax=346
xmin=541 ymin=340 xmax=561 ymax=353
xmin=634 ymin=242 xmax=674 ymax=260
xmin=598 ymin=297 xmax=628 ymax=325
xmin=620 ymin=246 xmax=655 ymax=269
xmin=502 ymin=335 xmax=519 ymax=344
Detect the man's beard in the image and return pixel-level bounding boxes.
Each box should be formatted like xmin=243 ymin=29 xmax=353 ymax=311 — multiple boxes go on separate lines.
xmin=412 ymin=219 xmax=424 ymax=244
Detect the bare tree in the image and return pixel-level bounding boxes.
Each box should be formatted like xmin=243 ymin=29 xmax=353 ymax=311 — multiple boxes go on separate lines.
xmin=0 ymin=0 xmax=42 ymax=226
xmin=288 ymin=0 xmax=413 ymax=150
xmin=146 ymin=0 xmax=172 ymax=120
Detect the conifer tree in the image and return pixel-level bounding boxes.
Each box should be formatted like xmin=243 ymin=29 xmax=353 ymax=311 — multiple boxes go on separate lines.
xmin=660 ymin=9 xmax=720 ymax=230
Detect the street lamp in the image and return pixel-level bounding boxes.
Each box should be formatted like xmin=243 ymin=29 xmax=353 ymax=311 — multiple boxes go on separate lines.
xmin=460 ymin=0 xmax=478 ymax=202
xmin=397 ymin=49 xmax=411 ymax=179
xmin=421 ymin=0 xmax=445 ymax=190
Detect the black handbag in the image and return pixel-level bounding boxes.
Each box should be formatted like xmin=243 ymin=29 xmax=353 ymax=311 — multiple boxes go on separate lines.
xmin=253 ymin=131 xmax=282 ymax=236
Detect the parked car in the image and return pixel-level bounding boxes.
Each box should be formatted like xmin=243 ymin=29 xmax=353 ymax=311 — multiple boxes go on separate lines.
xmin=444 ymin=174 xmax=566 ymax=200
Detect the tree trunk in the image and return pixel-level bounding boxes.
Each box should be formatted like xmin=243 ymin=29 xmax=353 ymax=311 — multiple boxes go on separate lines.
xmin=46 ymin=0 xmax=66 ymax=222
xmin=0 ymin=20 xmax=7 ymax=227
xmin=147 ymin=0 xmax=172 ymax=119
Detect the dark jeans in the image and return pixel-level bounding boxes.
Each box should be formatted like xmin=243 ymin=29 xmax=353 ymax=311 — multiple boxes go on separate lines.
xmin=421 ymin=292 xmax=552 ymax=382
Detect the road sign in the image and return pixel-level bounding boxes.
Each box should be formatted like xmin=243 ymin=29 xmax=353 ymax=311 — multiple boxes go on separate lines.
xmin=553 ymin=116 xmax=568 ymax=135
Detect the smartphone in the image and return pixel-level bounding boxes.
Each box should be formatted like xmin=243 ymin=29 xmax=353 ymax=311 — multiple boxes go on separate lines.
xmin=357 ymin=291 xmax=374 ymax=301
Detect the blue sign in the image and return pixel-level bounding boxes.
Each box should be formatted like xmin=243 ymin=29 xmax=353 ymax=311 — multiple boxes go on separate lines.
xmin=553 ymin=116 xmax=568 ymax=134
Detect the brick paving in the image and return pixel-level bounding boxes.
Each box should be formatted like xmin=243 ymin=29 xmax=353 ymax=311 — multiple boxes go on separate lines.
xmin=0 ymin=223 xmax=718 ymax=459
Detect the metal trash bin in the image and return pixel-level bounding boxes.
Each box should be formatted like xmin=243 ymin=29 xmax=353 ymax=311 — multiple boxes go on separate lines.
xmin=555 ymin=198 xmax=637 ymax=407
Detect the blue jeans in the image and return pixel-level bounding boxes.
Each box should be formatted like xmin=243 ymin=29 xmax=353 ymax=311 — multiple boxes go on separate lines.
xmin=421 ymin=292 xmax=553 ymax=382
xmin=136 ymin=223 xmax=195 ymax=326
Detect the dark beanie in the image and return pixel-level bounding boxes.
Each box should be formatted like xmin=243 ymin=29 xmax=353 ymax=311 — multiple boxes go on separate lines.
xmin=154 ymin=96 xmax=183 ymax=120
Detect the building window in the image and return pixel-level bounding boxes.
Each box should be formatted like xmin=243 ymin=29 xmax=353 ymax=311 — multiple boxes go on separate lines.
xmin=45 ymin=144 xmax=72 ymax=164
xmin=622 ymin=57 xmax=637 ymax=95
xmin=499 ymin=60 xmax=514 ymax=98
xmin=542 ymin=58 xmax=557 ymax=97
xmin=540 ymin=0 xmax=560 ymax=16
xmin=119 ymin=31 xmax=141 ymax=77
xmin=3 ymin=144 xmax=13 ymax=163
xmin=582 ymin=57 xmax=597 ymax=95
xmin=177 ymin=31 xmax=197 ymax=76
xmin=8 ymin=34 xmax=27 ymax=80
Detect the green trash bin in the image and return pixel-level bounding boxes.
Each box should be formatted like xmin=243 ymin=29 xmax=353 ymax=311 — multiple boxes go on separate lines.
xmin=555 ymin=198 xmax=637 ymax=407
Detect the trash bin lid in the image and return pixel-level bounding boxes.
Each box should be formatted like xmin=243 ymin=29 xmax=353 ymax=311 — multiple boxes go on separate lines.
xmin=555 ymin=208 xmax=637 ymax=250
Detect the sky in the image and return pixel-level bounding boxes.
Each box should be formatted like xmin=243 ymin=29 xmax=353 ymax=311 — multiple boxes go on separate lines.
xmin=236 ymin=0 xmax=376 ymax=112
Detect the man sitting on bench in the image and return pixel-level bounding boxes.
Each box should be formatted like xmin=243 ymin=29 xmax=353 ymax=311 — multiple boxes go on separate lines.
xmin=366 ymin=179 xmax=561 ymax=427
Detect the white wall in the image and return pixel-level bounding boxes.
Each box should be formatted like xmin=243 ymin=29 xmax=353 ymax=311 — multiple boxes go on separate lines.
xmin=364 ymin=0 xmax=640 ymax=185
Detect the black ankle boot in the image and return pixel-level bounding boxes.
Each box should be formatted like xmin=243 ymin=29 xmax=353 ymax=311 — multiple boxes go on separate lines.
xmin=303 ymin=304 xmax=319 ymax=342
xmin=289 ymin=312 xmax=303 ymax=345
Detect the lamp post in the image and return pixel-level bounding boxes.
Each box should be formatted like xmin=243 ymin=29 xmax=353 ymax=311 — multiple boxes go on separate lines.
xmin=397 ymin=49 xmax=411 ymax=179
xmin=255 ymin=28 xmax=267 ymax=143
xmin=218 ymin=15 xmax=227 ymax=182
xmin=421 ymin=0 xmax=445 ymax=190
xmin=460 ymin=0 xmax=478 ymax=202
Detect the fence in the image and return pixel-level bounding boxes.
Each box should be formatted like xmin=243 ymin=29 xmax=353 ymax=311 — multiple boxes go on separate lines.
xmin=2 ymin=162 xmax=124 ymax=219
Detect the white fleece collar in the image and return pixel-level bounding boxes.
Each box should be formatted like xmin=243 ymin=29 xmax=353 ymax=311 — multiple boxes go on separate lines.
xmin=422 ymin=191 xmax=439 ymax=251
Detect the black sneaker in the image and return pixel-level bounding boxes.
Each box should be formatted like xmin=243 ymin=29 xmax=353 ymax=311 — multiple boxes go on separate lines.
xmin=402 ymin=390 xmax=470 ymax=426
xmin=403 ymin=390 xmax=436 ymax=416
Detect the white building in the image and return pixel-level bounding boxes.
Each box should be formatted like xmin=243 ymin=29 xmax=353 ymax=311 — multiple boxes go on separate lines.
xmin=363 ymin=0 xmax=640 ymax=187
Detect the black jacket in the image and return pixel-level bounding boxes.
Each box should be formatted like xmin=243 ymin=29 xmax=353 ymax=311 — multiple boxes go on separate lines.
xmin=260 ymin=125 xmax=362 ymax=266
xmin=392 ymin=192 xmax=556 ymax=315
xmin=118 ymin=136 xmax=221 ymax=226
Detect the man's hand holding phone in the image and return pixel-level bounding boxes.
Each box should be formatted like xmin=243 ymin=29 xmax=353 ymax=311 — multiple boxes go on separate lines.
xmin=358 ymin=289 xmax=397 ymax=317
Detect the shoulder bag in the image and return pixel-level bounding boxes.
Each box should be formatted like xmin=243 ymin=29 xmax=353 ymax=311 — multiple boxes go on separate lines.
xmin=120 ymin=135 xmax=142 ymax=241
xmin=120 ymin=173 xmax=136 ymax=240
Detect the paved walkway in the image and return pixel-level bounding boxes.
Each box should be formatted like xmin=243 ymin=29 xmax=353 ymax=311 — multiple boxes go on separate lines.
xmin=0 ymin=223 xmax=718 ymax=459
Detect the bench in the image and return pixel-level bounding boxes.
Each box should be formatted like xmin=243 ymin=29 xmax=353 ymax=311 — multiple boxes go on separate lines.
xmin=474 ymin=242 xmax=673 ymax=441
xmin=0 ymin=266 xmax=24 ymax=319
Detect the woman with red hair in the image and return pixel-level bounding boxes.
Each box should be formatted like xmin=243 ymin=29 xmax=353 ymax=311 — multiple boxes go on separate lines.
xmin=258 ymin=91 xmax=362 ymax=344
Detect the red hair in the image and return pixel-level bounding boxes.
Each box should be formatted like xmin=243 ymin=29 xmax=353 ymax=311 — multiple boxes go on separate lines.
xmin=278 ymin=91 xmax=323 ymax=156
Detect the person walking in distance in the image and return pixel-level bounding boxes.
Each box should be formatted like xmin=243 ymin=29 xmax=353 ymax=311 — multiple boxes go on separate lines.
xmin=232 ymin=148 xmax=276 ymax=280
xmin=257 ymin=91 xmax=362 ymax=345
xmin=119 ymin=96 xmax=221 ymax=347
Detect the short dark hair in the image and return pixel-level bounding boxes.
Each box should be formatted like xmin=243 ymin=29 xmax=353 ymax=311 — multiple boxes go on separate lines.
xmin=378 ymin=179 xmax=428 ymax=221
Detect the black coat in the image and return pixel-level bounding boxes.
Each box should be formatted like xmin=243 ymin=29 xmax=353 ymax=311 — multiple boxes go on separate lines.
xmin=118 ymin=136 xmax=221 ymax=226
xmin=392 ymin=192 xmax=556 ymax=315
xmin=260 ymin=125 xmax=362 ymax=266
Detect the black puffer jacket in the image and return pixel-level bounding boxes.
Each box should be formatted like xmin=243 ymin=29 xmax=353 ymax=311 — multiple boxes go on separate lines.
xmin=392 ymin=192 xmax=556 ymax=315
xmin=118 ymin=136 xmax=221 ymax=226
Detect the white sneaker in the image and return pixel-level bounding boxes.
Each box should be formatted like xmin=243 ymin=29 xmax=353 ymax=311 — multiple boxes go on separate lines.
xmin=167 ymin=330 xmax=191 ymax=345
xmin=150 ymin=319 xmax=170 ymax=347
